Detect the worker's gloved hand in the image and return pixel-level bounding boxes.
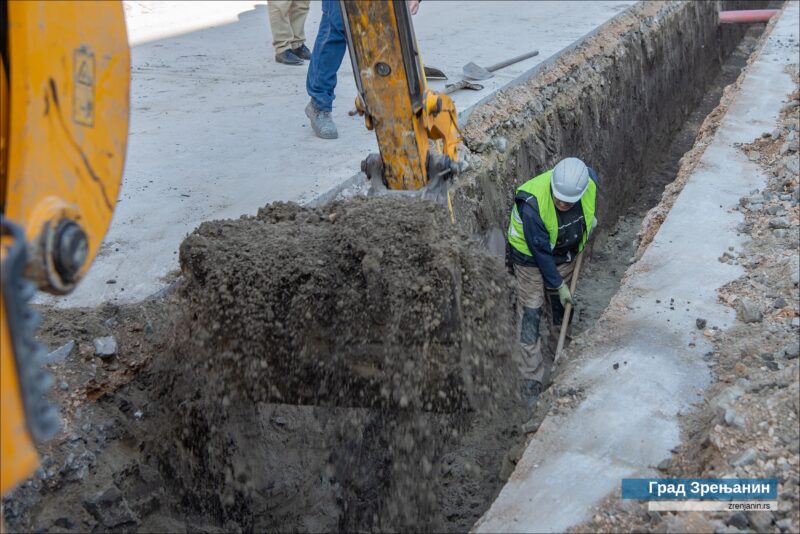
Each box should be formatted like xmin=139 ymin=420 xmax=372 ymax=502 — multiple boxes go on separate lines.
xmin=558 ymin=284 xmax=573 ymax=307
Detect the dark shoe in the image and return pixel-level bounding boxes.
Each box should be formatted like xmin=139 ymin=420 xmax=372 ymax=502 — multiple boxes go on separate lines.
xmin=305 ymin=101 xmax=338 ymax=139
xmin=276 ymin=49 xmax=303 ymax=66
xmin=292 ymin=44 xmax=311 ymax=60
xmin=520 ymin=379 xmax=543 ymax=407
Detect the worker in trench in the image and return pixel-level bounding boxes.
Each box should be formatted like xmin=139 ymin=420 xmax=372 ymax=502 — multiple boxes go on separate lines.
xmin=506 ymin=157 xmax=599 ymax=404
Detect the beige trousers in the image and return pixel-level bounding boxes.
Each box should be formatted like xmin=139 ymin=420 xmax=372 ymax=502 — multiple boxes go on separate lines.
xmin=513 ymin=260 xmax=575 ymax=384
xmin=268 ymin=0 xmax=310 ymax=54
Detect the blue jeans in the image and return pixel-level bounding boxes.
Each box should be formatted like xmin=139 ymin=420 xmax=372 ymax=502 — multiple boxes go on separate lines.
xmin=306 ymin=0 xmax=346 ymax=112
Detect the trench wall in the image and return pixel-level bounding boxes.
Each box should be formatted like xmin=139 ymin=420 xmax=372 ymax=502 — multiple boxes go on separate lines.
xmin=449 ymin=0 xmax=768 ymax=236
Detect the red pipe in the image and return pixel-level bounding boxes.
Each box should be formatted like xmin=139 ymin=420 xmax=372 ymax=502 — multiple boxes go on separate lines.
xmin=719 ymin=9 xmax=779 ymax=24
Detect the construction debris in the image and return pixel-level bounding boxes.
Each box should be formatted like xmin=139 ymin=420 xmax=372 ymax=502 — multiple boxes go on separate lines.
xmin=43 ymin=341 xmax=75 ymax=364
xmin=92 ymin=336 xmax=118 ymax=358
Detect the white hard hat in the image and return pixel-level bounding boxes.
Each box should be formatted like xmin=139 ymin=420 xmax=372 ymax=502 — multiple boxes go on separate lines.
xmin=551 ymin=157 xmax=589 ymax=203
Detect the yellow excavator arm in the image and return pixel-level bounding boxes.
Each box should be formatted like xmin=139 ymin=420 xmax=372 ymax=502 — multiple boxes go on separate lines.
xmin=1 ymin=0 xmax=129 ymax=494
xmin=341 ymin=0 xmax=463 ymax=191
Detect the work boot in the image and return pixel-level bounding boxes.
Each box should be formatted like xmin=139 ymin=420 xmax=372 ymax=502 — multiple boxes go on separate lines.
xmin=519 ymin=379 xmax=543 ymax=407
xmin=305 ymin=101 xmax=338 ymax=139
xmin=292 ymin=44 xmax=312 ymax=60
xmin=276 ymin=49 xmax=304 ymax=66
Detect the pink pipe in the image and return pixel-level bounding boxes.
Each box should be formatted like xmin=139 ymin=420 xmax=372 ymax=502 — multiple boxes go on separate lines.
xmin=719 ymin=9 xmax=779 ymax=24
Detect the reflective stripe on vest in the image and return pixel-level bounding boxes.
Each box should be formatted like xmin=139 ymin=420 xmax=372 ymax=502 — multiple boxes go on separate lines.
xmin=507 ymin=169 xmax=597 ymax=257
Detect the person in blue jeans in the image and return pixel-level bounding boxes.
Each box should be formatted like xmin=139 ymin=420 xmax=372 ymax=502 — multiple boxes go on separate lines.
xmin=305 ymin=0 xmax=420 ymax=139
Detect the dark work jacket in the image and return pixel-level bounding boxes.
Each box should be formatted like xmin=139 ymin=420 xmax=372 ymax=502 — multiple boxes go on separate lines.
xmin=509 ymin=168 xmax=599 ymax=289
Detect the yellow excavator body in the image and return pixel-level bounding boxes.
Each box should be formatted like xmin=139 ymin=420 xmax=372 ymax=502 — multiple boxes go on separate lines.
xmin=342 ymin=0 xmax=462 ymax=191
xmin=1 ymin=0 xmax=129 ymax=494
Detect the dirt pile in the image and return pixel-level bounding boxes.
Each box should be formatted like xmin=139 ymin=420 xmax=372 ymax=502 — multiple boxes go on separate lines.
xmin=1 ymin=198 xmax=527 ymax=534
xmin=171 ymin=197 xmax=516 ymax=413
xmin=142 ymin=197 xmax=525 ymax=531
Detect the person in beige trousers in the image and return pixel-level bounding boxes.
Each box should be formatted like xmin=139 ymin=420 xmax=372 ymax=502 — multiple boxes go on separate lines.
xmin=268 ymin=0 xmax=311 ymax=65
xmin=506 ymin=157 xmax=599 ymax=406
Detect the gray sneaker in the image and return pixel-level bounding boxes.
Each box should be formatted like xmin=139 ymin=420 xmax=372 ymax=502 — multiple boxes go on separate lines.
xmin=305 ymin=101 xmax=338 ymax=139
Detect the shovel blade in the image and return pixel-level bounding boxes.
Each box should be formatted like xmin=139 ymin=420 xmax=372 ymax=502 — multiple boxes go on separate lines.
xmin=463 ymin=61 xmax=493 ymax=81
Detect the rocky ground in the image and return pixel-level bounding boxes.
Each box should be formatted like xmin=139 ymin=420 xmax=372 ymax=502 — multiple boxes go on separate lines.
xmin=571 ymin=67 xmax=800 ymax=534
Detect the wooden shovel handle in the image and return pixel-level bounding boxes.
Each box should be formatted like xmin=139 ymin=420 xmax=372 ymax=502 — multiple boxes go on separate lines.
xmin=554 ymin=251 xmax=584 ymax=363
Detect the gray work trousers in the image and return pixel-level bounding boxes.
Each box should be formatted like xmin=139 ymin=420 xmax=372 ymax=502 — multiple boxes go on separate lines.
xmin=513 ymin=260 xmax=575 ymax=384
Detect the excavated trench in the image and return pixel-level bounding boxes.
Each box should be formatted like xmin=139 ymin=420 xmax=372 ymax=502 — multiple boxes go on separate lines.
xmin=2 ymin=2 xmax=775 ymax=533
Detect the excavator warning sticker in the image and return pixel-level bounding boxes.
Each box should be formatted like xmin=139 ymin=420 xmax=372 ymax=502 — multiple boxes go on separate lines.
xmin=73 ymin=48 xmax=95 ymax=127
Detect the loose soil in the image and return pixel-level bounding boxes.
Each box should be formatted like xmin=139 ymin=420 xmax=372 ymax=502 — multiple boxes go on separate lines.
xmin=3 ymin=198 xmax=528 ymax=533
